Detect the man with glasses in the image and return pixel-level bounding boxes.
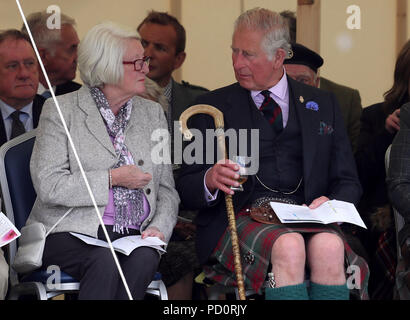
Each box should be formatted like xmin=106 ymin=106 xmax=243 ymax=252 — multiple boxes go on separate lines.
xmin=0 ymin=30 xmax=44 ymax=146
xmin=0 ymin=29 xmax=44 ymax=299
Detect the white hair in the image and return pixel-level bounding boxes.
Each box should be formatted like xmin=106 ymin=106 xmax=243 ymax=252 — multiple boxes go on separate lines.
xmin=22 ymin=10 xmax=76 ymax=55
xmin=78 ymin=22 xmax=139 ymax=88
xmin=234 ymin=8 xmax=292 ymax=60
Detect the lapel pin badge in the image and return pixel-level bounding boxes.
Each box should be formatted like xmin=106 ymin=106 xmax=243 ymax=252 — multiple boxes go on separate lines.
xmin=306 ymin=101 xmax=319 ymax=111
xmin=299 ymin=96 xmax=304 ymax=103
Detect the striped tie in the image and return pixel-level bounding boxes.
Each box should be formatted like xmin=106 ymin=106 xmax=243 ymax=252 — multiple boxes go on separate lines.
xmin=260 ymin=90 xmax=283 ymax=133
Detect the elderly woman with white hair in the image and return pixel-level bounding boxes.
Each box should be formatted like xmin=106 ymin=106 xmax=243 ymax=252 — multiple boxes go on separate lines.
xmin=25 ymin=22 xmax=179 ymax=300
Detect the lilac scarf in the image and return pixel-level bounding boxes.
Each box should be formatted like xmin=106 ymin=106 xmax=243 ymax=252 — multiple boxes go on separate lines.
xmin=91 ymin=87 xmax=144 ymax=233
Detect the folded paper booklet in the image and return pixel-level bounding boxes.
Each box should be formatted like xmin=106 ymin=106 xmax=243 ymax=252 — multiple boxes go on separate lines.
xmin=70 ymin=232 xmax=167 ymax=256
xmin=269 ymin=200 xmax=367 ymax=229
xmin=0 ymin=211 xmax=21 ymax=247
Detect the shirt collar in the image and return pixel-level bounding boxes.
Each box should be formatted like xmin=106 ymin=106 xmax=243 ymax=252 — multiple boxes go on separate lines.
xmin=250 ymin=67 xmax=288 ymax=101
xmin=0 ymin=99 xmax=33 ymax=120
xmin=37 ymin=82 xmax=56 ymax=95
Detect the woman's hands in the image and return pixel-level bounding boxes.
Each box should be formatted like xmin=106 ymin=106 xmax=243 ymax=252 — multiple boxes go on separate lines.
xmin=142 ymin=226 xmax=165 ymax=241
xmin=111 ymin=166 xmax=164 ymax=241
xmin=111 ymin=165 xmax=152 ymax=189
xmin=385 ymin=109 xmax=401 ymax=134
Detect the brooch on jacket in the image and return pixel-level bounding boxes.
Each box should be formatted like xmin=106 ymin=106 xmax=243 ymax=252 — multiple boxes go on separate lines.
xmin=305 ymin=100 xmax=319 ymax=111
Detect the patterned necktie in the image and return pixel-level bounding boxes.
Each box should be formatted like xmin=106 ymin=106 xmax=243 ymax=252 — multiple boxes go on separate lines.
xmin=260 ymin=90 xmax=283 ymax=133
xmin=10 ymin=110 xmax=26 ymax=139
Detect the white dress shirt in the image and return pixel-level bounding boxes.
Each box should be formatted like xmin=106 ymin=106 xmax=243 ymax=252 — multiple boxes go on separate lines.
xmin=0 ymin=100 xmax=34 ymax=140
xmin=204 ymin=69 xmax=290 ymax=203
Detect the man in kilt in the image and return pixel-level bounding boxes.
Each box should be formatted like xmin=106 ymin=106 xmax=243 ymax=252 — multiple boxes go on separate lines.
xmin=177 ymin=8 xmax=369 ymax=300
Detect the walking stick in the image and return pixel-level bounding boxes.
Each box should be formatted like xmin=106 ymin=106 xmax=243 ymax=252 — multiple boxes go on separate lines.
xmin=179 ymin=104 xmax=246 ymax=300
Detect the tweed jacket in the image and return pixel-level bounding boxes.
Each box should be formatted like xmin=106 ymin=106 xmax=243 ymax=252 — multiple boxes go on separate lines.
xmin=27 ymin=86 xmax=180 ymax=243
xmin=387 ymin=102 xmax=410 ymax=244
xmin=55 ymin=80 xmax=82 ymax=96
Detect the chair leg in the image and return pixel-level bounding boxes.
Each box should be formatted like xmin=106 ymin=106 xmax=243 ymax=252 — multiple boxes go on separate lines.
xmin=158 ymin=279 xmax=168 ymax=300
xmin=8 ymin=282 xmax=48 ymax=300
xmin=146 ymin=279 xmax=168 ymax=300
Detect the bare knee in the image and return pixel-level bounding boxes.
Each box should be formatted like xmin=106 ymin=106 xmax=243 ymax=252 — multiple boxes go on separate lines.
xmin=271 ymin=233 xmax=306 ymax=286
xmin=307 ymin=233 xmax=345 ymax=284
xmin=272 ymin=233 xmax=306 ymax=264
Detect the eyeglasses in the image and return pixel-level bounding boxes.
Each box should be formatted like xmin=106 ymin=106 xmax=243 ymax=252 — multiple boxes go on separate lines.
xmin=122 ymin=56 xmax=150 ymax=71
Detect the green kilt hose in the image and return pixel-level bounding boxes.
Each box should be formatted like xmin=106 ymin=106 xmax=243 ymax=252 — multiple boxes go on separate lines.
xmin=203 ymin=209 xmax=370 ymax=300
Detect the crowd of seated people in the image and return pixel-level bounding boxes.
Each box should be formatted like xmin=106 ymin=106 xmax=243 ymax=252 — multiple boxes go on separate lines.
xmin=0 ymin=6 xmax=409 ymax=301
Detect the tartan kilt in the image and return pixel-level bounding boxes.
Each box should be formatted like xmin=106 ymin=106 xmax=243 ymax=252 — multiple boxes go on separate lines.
xmin=203 ymin=209 xmax=370 ymax=300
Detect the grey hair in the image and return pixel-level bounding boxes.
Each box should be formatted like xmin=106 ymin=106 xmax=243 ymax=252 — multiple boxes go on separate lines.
xmin=234 ymin=8 xmax=292 ymax=60
xmin=78 ymin=22 xmax=139 ymax=88
xmin=22 ymin=10 xmax=76 ymax=55
xmin=0 ymin=29 xmax=31 ymax=46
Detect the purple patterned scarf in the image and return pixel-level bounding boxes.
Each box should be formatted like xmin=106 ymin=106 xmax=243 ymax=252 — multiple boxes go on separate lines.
xmin=90 ymin=87 xmax=144 ymax=234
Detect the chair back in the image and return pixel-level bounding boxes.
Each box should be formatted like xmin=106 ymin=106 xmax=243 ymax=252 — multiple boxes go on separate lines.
xmin=0 ymin=129 xmax=36 ymax=229
xmin=0 ymin=130 xmax=37 ymax=284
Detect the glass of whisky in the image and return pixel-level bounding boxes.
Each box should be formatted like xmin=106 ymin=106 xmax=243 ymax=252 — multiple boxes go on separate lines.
xmin=230 ymin=155 xmax=251 ymax=192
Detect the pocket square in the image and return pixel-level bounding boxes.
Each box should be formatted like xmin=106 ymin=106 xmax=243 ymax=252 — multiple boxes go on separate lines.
xmin=319 ymin=121 xmax=334 ymax=135
xmin=306 ymin=101 xmax=319 ymax=111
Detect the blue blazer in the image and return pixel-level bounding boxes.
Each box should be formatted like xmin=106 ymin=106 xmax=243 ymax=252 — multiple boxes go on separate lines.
xmin=176 ymin=76 xmax=362 ymax=264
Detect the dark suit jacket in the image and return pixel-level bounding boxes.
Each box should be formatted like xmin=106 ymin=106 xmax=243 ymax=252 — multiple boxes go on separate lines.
xmin=355 ymin=102 xmax=396 ymax=218
xmin=55 ymin=81 xmax=82 ymax=96
xmin=320 ymin=77 xmax=362 ymax=153
xmin=0 ymin=94 xmax=45 ymax=146
xmin=387 ymin=102 xmax=410 ymax=245
xmin=171 ymin=79 xmax=208 ymax=123
xmin=176 ymin=77 xmax=361 ymax=263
